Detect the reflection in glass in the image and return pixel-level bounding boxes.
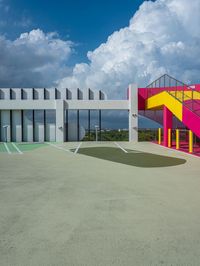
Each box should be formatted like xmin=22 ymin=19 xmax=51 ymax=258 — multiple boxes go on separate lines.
xmin=101 ymin=110 xmax=128 ymax=141
xmin=45 ymin=110 xmax=56 ymax=141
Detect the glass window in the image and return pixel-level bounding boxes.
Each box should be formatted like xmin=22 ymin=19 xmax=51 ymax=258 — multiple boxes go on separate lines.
xmin=101 ymin=110 xmax=128 ymax=141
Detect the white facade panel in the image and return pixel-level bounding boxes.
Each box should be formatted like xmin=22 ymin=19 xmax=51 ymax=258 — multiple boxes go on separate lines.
xmin=58 ymin=88 xmax=67 ymax=100
xmin=71 ymin=89 xmax=78 ymax=100
xmin=0 ymin=100 xmax=55 ymax=110
xmin=34 ymin=88 xmax=44 ymax=100
xmin=66 ymin=100 xmax=128 ymax=110
xmin=93 ymin=90 xmax=99 ymax=100
xmin=1 ymin=89 xmax=10 ymax=100
xmin=45 ymin=88 xmax=55 ymax=99
xmin=23 ymin=88 xmax=33 ymax=100
xmin=12 ymin=89 xmax=21 ymax=100
xmin=82 ymin=89 xmax=89 ymax=100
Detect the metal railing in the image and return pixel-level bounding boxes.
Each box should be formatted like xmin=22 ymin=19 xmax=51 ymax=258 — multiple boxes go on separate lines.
xmin=146 ymin=74 xmax=200 ymax=117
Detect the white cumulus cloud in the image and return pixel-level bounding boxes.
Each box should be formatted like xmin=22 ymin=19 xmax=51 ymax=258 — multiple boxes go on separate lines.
xmin=58 ymin=0 xmax=200 ymax=99
xmin=0 ymin=29 xmax=73 ymax=87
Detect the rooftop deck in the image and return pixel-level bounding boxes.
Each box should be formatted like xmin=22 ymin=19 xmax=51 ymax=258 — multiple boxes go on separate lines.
xmin=0 ymin=142 xmax=200 ymax=265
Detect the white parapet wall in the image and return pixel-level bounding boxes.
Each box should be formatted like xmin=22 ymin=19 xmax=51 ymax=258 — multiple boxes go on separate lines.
xmin=0 ymin=87 xmax=137 ymax=142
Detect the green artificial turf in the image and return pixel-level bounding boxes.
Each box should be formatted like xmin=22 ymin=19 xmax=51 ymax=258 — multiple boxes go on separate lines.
xmin=77 ymin=147 xmax=186 ymax=168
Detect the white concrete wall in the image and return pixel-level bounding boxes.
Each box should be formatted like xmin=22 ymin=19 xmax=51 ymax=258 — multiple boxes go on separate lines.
xmin=45 ymin=88 xmax=55 ymax=99
xmin=129 ymin=84 xmax=138 ymax=142
xmin=82 ymin=89 xmax=89 ymax=100
xmin=56 ymin=100 xmax=64 ymax=142
xmin=66 ymin=100 xmax=128 ymax=110
xmin=1 ymin=89 xmax=10 ymax=100
xmin=58 ymin=88 xmax=67 ymax=100
xmin=0 ymin=87 xmax=131 ymax=142
xmin=23 ymin=88 xmax=33 ymax=99
xmin=12 ymin=89 xmax=21 ymax=100
xmin=34 ymin=88 xmax=44 ymax=100
xmin=0 ymin=100 xmax=55 ymax=110
xmin=93 ymin=90 xmax=100 ymax=100
xmin=71 ymin=89 xmax=78 ymax=100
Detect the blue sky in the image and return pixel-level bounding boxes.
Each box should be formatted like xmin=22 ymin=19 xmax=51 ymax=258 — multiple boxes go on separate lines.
xmin=1 ymin=0 xmax=199 ymax=128
xmin=0 ymin=0 xmax=200 ymax=96
xmin=2 ymin=0 xmax=145 ymax=64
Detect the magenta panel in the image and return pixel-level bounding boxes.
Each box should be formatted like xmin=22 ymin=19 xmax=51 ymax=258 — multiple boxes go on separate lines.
xmin=183 ymin=106 xmax=200 ymax=138
xmin=138 ymin=84 xmax=200 ymax=111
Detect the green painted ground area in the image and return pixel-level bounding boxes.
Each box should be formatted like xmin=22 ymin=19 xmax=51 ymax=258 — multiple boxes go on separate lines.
xmin=0 ymin=143 xmax=47 ymax=153
xmin=6 ymin=142 xmax=18 ymax=152
xmin=0 ymin=142 xmax=200 ymax=265
xmin=0 ymin=143 xmax=6 ymax=152
xmin=17 ymin=143 xmax=47 ymax=152
xmin=78 ymin=147 xmax=186 ymax=167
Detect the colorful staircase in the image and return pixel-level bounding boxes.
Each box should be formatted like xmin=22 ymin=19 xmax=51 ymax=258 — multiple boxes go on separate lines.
xmin=146 ymin=88 xmax=200 ymax=138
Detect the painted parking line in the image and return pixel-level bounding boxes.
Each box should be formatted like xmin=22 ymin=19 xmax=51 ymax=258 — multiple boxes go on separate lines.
xmin=4 ymin=142 xmax=11 ymax=154
xmin=12 ymin=143 xmax=23 ymax=154
xmin=74 ymin=142 xmax=82 ymax=154
xmin=114 ymin=142 xmax=128 ymax=153
xmin=47 ymin=142 xmax=71 ymax=153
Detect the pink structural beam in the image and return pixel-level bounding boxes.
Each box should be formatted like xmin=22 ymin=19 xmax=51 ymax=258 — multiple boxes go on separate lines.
xmin=137 ymin=84 xmax=200 ymax=111
xmin=163 ymin=106 xmax=172 ymax=146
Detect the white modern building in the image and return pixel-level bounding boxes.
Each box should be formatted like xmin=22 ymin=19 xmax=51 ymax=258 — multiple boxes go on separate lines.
xmin=0 ymin=84 xmax=138 ymax=142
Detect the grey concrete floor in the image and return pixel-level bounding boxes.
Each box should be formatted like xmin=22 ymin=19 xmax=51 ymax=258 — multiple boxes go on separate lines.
xmin=0 ymin=142 xmax=200 ymax=266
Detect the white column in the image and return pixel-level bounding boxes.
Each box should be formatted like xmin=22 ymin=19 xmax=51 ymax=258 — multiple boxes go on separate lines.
xmin=56 ymin=100 xmax=65 ymax=142
xmin=128 ymin=83 xmax=138 ymax=142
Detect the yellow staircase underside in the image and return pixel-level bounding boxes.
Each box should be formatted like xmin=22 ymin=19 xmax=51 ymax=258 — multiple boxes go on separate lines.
xmin=145 ymin=91 xmax=200 ymax=122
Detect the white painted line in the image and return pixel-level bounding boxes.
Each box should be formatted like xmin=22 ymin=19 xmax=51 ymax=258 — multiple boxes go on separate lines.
xmin=114 ymin=142 xmax=128 ymax=153
xmin=12 ymin=143 xmax=23 ymax=154
xmin=74 ymin=142 xmax=82 ymax=154
xmin=4 ymin=142 xmax=11 ymax=154
xmin=47 ymin=142 xmax=71 ymax=153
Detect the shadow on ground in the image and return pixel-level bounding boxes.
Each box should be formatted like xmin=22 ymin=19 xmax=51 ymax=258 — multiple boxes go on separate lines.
xmin=76 ymin=147 xmax=186 ymax=168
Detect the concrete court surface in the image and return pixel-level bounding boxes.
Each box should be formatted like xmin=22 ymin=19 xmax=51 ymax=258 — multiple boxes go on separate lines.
xmin=0 ymin=141 xmax=200 ymax=266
